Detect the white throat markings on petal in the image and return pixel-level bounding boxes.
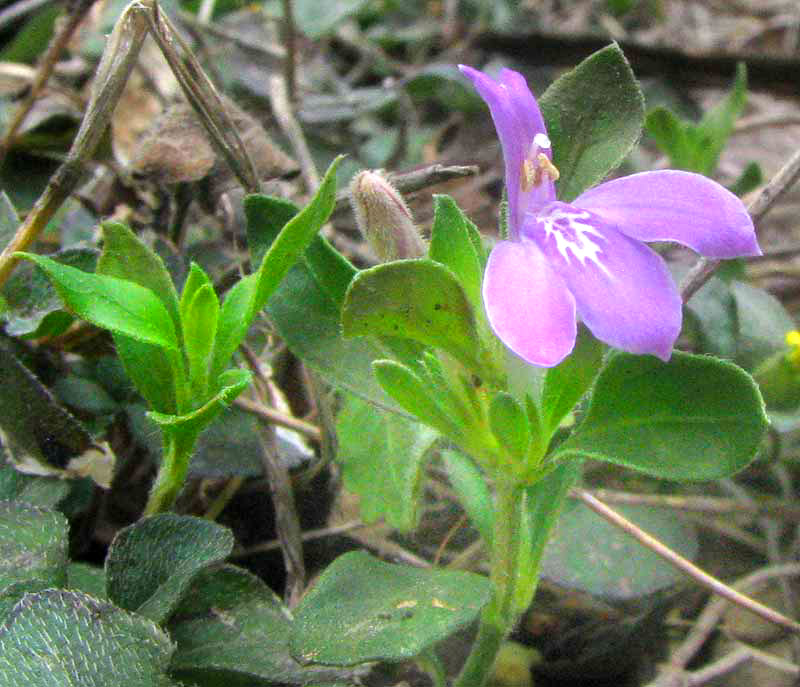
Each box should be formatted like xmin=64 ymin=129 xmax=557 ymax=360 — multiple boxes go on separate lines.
xmin=538 ymin=207 xmax=613 ymax=278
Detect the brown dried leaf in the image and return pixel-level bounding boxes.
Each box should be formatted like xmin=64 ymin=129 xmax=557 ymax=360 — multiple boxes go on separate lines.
xmin=130 ymin=102 xmax=216 ymax=184
xmin=130 ymin=98 xmax=298 ymax=189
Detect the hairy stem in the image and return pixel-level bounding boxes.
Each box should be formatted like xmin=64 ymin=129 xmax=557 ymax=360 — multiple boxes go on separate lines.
xmin=143 ymin=430 xmax=197 ymax=515
xmin=454 ymin=478 xmax=524 ymax=687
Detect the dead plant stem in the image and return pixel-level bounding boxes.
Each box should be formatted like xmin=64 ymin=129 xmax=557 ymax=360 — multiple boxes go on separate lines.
xmin=0 ymin=0 xmax=94 ymax=166
xmin=0 ymin=0 xmax=150 ymax=288
xmin=575 ymin=490 xmax=800 ymax=634
xmin=681 ymin=144 xmax=800 ymax=302
xmin=282 ymin=0 xmax=297 ymax=104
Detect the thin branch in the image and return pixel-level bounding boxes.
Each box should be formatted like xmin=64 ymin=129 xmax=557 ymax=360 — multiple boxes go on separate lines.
xmin=144 ymin=2 xmax=260 ymax=193
xmin=0 ymin=0 xmax=53 ymax=31
xmin=333 ymin=163 xmax=479 ymax=212
xmin=648 ymin=644 xmax=800 ymax=687
xmin=684 ymin=513 xmax=767 ymax=555
xmin=575 ymin=490 xmax=800 ymax=634
xmin=0 ymin=0 xmax=150 ymax=289
xmin=256 ymin=420 xmax=306 ymax=607
xmin=681 ymin=144 xmax=800 ymax=302
xmin=235 ymin=396 xmax=322 ymax=441
xmin=748 ymin=146 xmax=800 ymax=224
xmin=735 ymin=113 xmax=800 ymax=135
xmin=281 ymin=0 xmax=297 ymax=104
xmin=231 ymin=519 xmax=365 ymax=558
xmin=652 ymin=563 xmax=800 ymax=684
xmin=203 ymin=475 xmax=245 ymax=521
xmin=244 ymin=345 xmax=306 ymax=608
xmin=581 ymin=488 xmax=800 ymax=523
xmin=177 ymin=10 xmax=285 ymax=64
xmin=269 ymin=72 xmax=318 ymax=191
xmin=0 ymin=0 xmax=95 ymax=166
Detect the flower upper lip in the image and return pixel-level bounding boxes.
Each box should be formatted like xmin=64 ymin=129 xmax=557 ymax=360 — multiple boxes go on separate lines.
xmin=459 ymin=63 xmax=761 ymax=367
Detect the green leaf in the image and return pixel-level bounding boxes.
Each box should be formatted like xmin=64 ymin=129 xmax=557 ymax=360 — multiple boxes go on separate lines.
xmin=541 ymin=501 xmax=698 ymax=600
xmin=246 ymin=194 xmax=356 ymax=307
xmin=208 ymin=274 xmax=256 ymax=384
xmin=246 ymin=196 xmax=299 ymax=266
xmin=179 ymin=263 xmax=212 ymax=322
xmin=247 ymin=194 xmax=392 ymax=405
xmin=0 ymin=589 xmax=175 ymax=687
xmin=0 ymin=198 xmax=82 ymax=340
xmin=406 ymin=64 xmax=484 ymax=112
xmin=694 ymin=63 xmax=747 ymax=176
xmin=293 ymin=0 xmax=369 ymax=37
xmin=540 ymin=326 xmax=605 ymax=434
xmin=98 ymin=221 xmax=181 ymax=334
xmin=190 ymin=405 xmax=264 ymax=478
xmin=683 ymin=275 xmax=738 ymax=359
xmin=303 ymin=231 xmax=358 ymax=308
xmin=183 ymin=283 xmax=219 ymax=397
xmin=0 ymin=464 xmax=69 ymax=509
xmin=2 ymin=248 xmax=94 ymax=339
xmin=336 ymin=395 xmax=438 ymax=531
xmin=54 ymin=375 xmax=119 ymax=415
xmin=105 ymin=514 xmax=234 ymax=624
xmin=442 ymin=450 xmax=493 ymax=544
xmin=169 ymin=565 xmax=356 ymax=686
xmin=267 ymin=262 xmax=395 ymax=408
xmin=731 ymin=281 xmax=795 ymax=370
xmin=555 ymin=352 xmax=768 ymax=480
xmin=0 ymin=4 xmax=59 ymax=64
xmin=0 ymin=193 xmax=18 ymax=247
xmin=0 ymin=501 xmax=67 ymax=590
xmin=644 ymin=107 xmax=690 ymax=169
xmin=112 ymin=334 xmax=178 ymax=414
xmin=515 ymin=459 xmax=581 ymax=612
xmin=489 ymin=393 xmax=529 ymax=462
xmin=728 ymin=161 xmax=762 ymax=197
xmin=67 ymin=563 xmax=107 ymax=600
xmin=342 ymin=259 xmax=483 ymax=374
xmin=253 ymin=157 xmax=343 ymax=308
xmin=16 ymin=253 xmax=179 ymax=351
xmin=0 ymin=340 xmax=102 ymax=483
xmin=290 ymin=551 xmax=492 ymax=664
xmin=373 ymin=359 xmax=459 ymax=437
xmin=147 ymin=368 xmax=252 ymax=442
xmin=429 ymin=195 xmax=483 ymax=309
xmin=540 ymin=43 xmax=645 ymax=202
xmin=211 ymin=157 xmax=342 ymax=382
xmin=0 ymin=580 xmax=52 ymax=624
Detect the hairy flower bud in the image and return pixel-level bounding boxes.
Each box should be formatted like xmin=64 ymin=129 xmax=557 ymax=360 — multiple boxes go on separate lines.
xmin=349 ymin=170 xmax=425 ymax=261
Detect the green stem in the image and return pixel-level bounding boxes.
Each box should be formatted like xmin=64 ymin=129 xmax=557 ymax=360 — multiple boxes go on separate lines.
xmin=454 ymin=478 xmax=523 ymax=687
xmin=143 ymin=429 xmax=198 ymax=515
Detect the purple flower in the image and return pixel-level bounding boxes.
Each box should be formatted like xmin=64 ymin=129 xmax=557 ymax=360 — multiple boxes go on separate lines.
xmin=459 ymin=64 xmax=761 ymax=367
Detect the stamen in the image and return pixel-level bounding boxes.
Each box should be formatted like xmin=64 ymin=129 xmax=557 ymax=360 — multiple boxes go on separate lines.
xmin=520 ymin=151 xmax=560 ymax=192
xmin=521 ymin=158 xmax=537 ymax=192
xmin=536 ymin=153 xmax=560 ymax=182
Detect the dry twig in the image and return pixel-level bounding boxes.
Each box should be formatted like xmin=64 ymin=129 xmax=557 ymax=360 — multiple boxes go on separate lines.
xmin=575 ymin=490 xmax=800 ymax=634
xmin=0 ymin=0 xmax=95 ymax=165
xmin=243 ymin=346 xmax=306 ymax=608
xmin=681 ymin=144 xmax=800 ymax=302
xmin=647 ymin=563 xmax=800 ymax=686
xmin=583 ymin=488 xmax=800 ymax=523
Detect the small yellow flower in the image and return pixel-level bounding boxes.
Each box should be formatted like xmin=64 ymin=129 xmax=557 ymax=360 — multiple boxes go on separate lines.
xmin=786 ymin=330 xmax=800 ymax=367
